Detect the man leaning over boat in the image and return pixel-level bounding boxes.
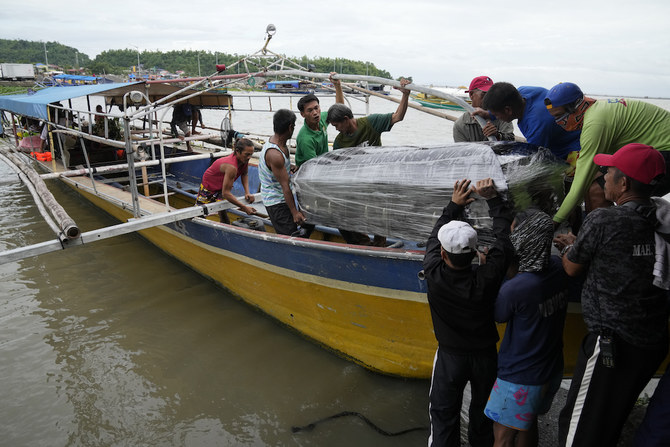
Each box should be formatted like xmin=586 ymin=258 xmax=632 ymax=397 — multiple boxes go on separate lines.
xmin=195 ymin=138 xmax=257 ymax=224
xmin=543 ymin=82 xmax=670 ymax=226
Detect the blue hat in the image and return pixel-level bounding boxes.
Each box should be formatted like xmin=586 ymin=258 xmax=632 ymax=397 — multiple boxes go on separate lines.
xmin=545 ymin=82 xmax=584 ymax=109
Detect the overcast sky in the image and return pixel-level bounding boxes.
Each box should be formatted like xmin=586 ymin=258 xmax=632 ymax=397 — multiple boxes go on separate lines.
xmin=2 ymin=0 xmax=669 ymax=98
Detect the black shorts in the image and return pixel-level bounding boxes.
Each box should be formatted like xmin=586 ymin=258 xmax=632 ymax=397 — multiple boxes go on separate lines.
xmin=266 ymin=202 xmax=298 ymax=236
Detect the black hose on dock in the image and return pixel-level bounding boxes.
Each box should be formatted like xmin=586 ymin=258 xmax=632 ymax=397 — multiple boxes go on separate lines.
xmin=291 ymin=411 xmax=429 ymax=437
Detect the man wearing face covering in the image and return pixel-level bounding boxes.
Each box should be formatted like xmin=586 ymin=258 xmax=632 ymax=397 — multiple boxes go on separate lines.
xmin=544 ymin=83 xmax=670 ymax=225
xmin=484 ymin=210 xmax=571 ymax=447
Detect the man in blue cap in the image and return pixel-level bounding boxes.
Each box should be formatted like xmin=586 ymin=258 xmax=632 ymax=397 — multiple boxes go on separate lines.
xmin=545 ymin=82 xmax=670 ymax=225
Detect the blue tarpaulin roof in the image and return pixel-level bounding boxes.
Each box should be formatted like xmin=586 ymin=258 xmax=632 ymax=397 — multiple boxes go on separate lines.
xmin=0 ymin=82 xmax=140 ymax=120
xmin=53 ymin=74 xmax=99 ymax=82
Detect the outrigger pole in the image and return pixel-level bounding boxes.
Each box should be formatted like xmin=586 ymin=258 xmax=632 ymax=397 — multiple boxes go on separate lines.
xmin=0 ymin=194 xmax=260 ymax=266
xmin=139 ymin=22 xmax=499 ymax=140
xmin=211 ymin=69 xmax=497 ymax=142
xmin=0 ymin=146 xmax=79 ymax=241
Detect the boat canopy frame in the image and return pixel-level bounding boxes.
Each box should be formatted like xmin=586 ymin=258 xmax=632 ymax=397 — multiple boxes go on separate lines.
xmin=0 ymin=24 xmax=499 ymax=264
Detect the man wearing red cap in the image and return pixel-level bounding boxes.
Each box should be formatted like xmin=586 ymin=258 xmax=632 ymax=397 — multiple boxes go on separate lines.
xmin=453 ymin=76 xmax=515 ymax=143
xmin=553 ymin=143 xmax=669 ymax=447
xmin=544 ymin=82 xmax=670 ymax=225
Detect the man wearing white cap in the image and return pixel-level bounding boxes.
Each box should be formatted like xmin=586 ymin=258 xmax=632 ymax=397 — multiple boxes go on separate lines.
xmin=423 ymin=178 xmax=515 ymax=447
xmin=453 ymin=76 xmax=515 ymax=143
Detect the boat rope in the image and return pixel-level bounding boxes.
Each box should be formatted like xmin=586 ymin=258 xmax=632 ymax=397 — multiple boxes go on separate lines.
xmin=291 ymin=411 xmax=429 ymax=437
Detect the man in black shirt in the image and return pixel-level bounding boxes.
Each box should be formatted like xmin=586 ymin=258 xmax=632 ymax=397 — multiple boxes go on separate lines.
xmin=424 ymin=178 xmax=515 ymax=447
xmin=553 ymin=143 xmax=668 ymax=447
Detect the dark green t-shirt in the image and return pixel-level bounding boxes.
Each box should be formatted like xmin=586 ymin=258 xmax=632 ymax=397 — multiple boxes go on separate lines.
xmin=333 ymin=113 xmax=393 ymax=149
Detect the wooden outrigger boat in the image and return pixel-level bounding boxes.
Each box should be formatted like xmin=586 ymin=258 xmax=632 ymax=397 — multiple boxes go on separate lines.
xmin=411 ymin=87 xmax=470 ymax=111
xmin=0 ymin=26 xmax=603 ymax=379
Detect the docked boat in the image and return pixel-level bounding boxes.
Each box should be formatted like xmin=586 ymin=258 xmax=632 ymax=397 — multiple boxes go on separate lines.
xmin=411 ymin=86 xmax=470 ymax=110
xmin=264 ymin=79 xmax=315 ymax=94
xmin=0 ymin=28 xmax=595 ymax=379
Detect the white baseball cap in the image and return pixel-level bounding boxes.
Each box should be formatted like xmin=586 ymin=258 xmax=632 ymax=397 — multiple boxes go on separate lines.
xmin=437 ymin=220 xmax=478 ymax=254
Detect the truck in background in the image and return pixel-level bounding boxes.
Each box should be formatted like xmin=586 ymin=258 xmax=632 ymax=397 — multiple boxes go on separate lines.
xmin=0 ymin=63 xmax=35 ymax=80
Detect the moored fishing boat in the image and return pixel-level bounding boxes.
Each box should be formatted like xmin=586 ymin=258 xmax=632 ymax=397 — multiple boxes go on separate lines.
xmin=411 ymin=86 xmax=470 ymax=110
xmin=264 ymin=79 xmax=315 ymax=94
xmin=0 ymin=27 xmax=602 ymax=379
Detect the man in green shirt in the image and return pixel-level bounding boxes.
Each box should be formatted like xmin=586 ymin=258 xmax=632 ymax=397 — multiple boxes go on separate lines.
xmin=545 ymin=82 xmax=670 ymax=224
xmin=295 ymin=73 xmax=344 ymax=167
xmin=327 ymin=78 xmax=411 ymax=149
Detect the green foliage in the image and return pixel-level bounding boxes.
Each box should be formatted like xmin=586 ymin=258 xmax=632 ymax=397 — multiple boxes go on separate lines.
xmin=0 ymin=85 xmax=33 ymax=95
xmin=0 ymin=39 xmax=394 ymax=79
xmin=294 ymin=55 xmax=391 ymax=79
xmin=0 ymin=39 xmax=91 ymax=69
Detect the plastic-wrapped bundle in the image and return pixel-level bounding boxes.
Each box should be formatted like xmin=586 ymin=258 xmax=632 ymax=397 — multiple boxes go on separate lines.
xmin=293 ymin=141 xmax=567 ymax=243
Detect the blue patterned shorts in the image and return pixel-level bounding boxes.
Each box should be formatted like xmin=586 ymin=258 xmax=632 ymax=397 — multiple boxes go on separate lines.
xmin=484 ymin=373 xmax=562 ymax=430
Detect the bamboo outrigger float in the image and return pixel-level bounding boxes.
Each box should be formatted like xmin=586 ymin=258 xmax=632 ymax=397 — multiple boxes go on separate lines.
xmin=0 ymin=25 xmax=594 ymax=378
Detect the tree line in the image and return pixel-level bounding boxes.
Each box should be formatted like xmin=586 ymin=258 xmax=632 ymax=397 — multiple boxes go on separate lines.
xmin=0 ymin=39 xmax=91 ymax=69
xmin=0 ymin=39 xmax=401 ymax=80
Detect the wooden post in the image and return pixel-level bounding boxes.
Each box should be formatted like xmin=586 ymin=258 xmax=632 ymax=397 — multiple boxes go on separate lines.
xmin=141 ymin=165 xmax=150 ymax=197
xmin=11 ymin=113 xmax=19 ymax=146
xmin=46 ymin=106 xmax=57 ymax=171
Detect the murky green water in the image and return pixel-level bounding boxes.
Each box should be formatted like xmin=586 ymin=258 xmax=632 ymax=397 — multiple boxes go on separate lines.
xmin=0 ymin=160 xmax=430 ymax=446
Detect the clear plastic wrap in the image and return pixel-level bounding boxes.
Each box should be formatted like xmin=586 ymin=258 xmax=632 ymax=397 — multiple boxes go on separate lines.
xmin=293 ymin=141 xmax=567 ymax=244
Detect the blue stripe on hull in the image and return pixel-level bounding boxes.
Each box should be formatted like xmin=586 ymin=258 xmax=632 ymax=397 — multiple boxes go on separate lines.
xmin=169 ymin=218 xmax=427 ymax=294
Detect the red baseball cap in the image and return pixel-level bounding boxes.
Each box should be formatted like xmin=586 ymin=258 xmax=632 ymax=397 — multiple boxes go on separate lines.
xmin=593 ymin=143 xmax=666 ymax=185
xmin=466 ymin=76 xmax=494 ymax=93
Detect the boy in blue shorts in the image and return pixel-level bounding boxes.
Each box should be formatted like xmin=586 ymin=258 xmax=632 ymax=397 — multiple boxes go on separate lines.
xmin=484 ymin=210 xmax=570 ymax=446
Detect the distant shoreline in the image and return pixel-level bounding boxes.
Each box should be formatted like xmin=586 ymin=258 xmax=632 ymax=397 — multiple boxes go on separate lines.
xmin=2 ymin=79 xmax=669 ymax=102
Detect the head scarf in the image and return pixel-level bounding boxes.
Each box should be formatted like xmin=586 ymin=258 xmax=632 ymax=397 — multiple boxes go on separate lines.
xmin=510 ymin=210 xmax=554 ymax=272
xmin=554 ymin=96 xmax=597 ymax=131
